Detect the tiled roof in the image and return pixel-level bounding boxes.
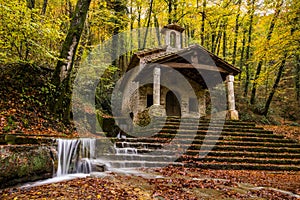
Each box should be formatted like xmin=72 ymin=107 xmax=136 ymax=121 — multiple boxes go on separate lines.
xmin=127 ymin=44 xmax=241 ymax=75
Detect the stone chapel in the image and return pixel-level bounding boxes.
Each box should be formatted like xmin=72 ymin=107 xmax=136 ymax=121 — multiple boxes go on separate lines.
xmin=121 ymin=24 xmax=240 ymax=121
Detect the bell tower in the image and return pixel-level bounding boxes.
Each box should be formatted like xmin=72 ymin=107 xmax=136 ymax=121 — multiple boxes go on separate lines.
xmin=161 ymin=24 xmax=185 ymax=51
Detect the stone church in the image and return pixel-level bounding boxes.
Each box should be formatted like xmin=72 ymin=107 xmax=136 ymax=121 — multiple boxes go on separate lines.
xmin=120 ymin=24 xmax=240 ymax=121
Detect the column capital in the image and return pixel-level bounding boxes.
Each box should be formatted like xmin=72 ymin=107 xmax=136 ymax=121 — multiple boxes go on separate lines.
xmin=226 ymin=74 xmax=234 ymax=82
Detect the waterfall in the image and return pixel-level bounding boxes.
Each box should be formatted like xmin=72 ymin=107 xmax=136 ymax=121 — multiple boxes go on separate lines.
xmin=114 ymin=142 xmax=138 ymax=155
xmin=56 ymin=138 xmax=96 ymax=176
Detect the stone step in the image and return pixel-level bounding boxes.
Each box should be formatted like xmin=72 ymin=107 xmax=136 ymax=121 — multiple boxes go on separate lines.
xmin=157 ymin=128 xmax=274 ymax=134
xmin=160 ymin=117 xmax=256 ymax=126
xmin=190 ymin=151 xmax=300 ymax=159
xmin=117 ymin=136 xmax=297 ymax=144
xmin=99 ymin=154 xmax=178 ymax=162
xmin=188 ymin=145 xmax=300 ymax=153
xmin=137 ymin=127 xmax=273 ymax=135
xmin=129 ymin=145 xmax=300 ymax=154
xmin=178 ymin=156 xmax=300 ymax=165
xmin=155 ymin=132 xmax=284 ymax=139
xmin=156 ymin=120 xmax=257 ymax=126
xmin=104 ymin=160 xmax=183 ymax=168
xmin=185 ymin=162 xmax=300 ymax=171
xmin=96 ymin=154 xmax=300 ymax=166
xmin=115 ymin=140 xmax=300 ymax=149
xmin=159 ymin=124 xmax=261 ymax=130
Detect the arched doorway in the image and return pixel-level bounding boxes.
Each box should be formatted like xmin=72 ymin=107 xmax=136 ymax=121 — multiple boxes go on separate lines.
xmin=166 ymin=91 xmax=181 ymax=116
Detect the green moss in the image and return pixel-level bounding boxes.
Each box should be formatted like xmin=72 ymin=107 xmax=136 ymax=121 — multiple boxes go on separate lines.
xmin=18 ymin=164 xmax=29 ymax=177
xmin=32 ymin=156 xmax=46 ymax=171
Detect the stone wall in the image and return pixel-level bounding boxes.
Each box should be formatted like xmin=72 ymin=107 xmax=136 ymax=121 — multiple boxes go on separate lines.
xmin=0 ymin=144 xmax=56 ymax=188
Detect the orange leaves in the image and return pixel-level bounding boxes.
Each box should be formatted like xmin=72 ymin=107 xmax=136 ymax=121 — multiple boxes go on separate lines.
xmin=1 ymin=167 xmax=299 ymax=199
xmin=263 ymin=125 xmax=300 ymax=142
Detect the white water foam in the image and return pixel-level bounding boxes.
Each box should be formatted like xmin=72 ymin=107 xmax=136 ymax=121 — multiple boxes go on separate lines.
xmin=56 ymin=138 xmax=97 ymax=176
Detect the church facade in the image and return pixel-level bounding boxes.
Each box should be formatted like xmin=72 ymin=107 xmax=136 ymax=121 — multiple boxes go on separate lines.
xmin=121 ymin=24 xmax=240 ymax=121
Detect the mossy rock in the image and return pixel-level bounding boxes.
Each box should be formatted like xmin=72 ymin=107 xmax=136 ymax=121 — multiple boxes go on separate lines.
xmin=134 ymin=109 xmax=151 ymax=127
xmin=0 ymin=145 xmax=54 ymax=188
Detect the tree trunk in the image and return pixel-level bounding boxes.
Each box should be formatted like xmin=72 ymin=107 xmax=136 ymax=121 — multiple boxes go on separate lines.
xmin=51 ymin=0 xmax=91 ymax=123
xmin=232 ymin=0 xmax=242 ymax=66
xmin=154 ymin=14 xmax=161 ymax=46
xmin=201 ymin=0 xmax=206 ymax=46
xmin=243 ymin=0 xmax=255 ymax=97
xmin=26 ymin=0 xmax=35 ymax=9
xmin=239 ymin=28 xmax=246 ymax=81
xmin=41 ymin=0 xmax=48 ymax=15
xmin=215 ymin=25 xmax=222 ymax=55
xmin=222 ymin=22 xmax=227 ymax=60
xmin=142 ymin=0 xmax=154 ymax=49
xmin=173 ymin=0 xmax=177 ymax=23
xmin=250 ymin=0 xmax=283 ymax=104
xmin=168 ymin=0 xmax=172 ymax=24
xmin=295 ymin=54 xmax=300 ymax=105
xmin=263 ymin=54 xmax=287 ymax=116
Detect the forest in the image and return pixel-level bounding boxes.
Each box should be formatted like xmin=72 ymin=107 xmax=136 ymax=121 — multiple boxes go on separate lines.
xmin=1 ymin=0 xmax=300 ymax=199
xmin=1 ymin=0 xmax=299 ymax=126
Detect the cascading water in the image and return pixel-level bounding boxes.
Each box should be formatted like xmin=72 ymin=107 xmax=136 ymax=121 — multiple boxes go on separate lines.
xmin=56 ymin=137 xmax=142 ymax=175
xmin=56 ymin=138 xmax=96 ymax=176
xmin=114 ymin=142 xmax=138 ymax=155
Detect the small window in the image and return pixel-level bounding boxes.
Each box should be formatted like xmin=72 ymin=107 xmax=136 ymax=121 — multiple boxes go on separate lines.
xmin=170 ymin=32 xmax=176 ymax=48
xmin=189 ymin=98 xmax=198 ymax=112
xmin=147 ymin=94 xmax=153 ymax=107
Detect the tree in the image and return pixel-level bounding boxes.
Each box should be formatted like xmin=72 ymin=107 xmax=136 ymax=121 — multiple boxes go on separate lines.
xmin=51 ymin=0 xmax=92 ymax=123
xmin=243 ymin=0 xmax=255 ymax=97
xmin=263 ymin=54 xmax=287 ymax=116
xmin=232 ymin=0 xmax=242 ymax=66
xmin=250 ymin=0 xmax=283 ymax=105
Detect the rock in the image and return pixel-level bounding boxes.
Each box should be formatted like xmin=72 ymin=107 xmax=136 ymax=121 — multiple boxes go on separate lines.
xmin=0 ymin=144 xmax=55 ymax=189
xmin=91 ymin=162 xmax=106 ymax=172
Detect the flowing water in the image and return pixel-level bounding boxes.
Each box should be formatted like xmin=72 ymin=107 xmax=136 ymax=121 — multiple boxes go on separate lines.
xmin=56 ymin=138 xmax=97 ymax=176
xmin=56 ymin=138 xmax=139 ymax=176
xmin=20 ymin=137 xmax=158 ymax=188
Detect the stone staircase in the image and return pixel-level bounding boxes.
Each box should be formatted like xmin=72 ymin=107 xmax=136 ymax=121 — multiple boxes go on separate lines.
xmin=101 ymin=116 xmax=300 ymax=171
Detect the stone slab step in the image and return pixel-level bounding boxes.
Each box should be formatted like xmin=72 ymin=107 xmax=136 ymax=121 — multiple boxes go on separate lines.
xmin=104 ymin=160 xmax=184 ymax=168
xmin=116 ymin=136 xmax=297 ymax=144
xmin=138 ymin=127 xmax=274 ymax=135
xmin=99 ymin=154 xmax=178 ymax=162
xmin=178 ymin=156 xmax=300 ymax=165
xmin=188 ymin=145 xmax=300 ymax=153
xmin=194 ymin=151 xmax=300 ymax=159
xmin=96 ymin=154 xmax=300 ymax=166
xmin=129 ymin=145 xmax=300 ymax=154
xmin=161 ymin=117 xmax=257 ymax=126
xmin=155 ymin=132 xmax=284 ymax=139
xmin=160 ymin=125 xmax=262 ymax=131
xmin=115 ymin=141 xmax=300 ymax=149
xmin=185 ymin=162 xmax=300 ymax=171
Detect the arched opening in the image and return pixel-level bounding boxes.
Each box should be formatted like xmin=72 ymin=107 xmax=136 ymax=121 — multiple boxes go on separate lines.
xmin=166 ymin=91 xmax=181 ymax=116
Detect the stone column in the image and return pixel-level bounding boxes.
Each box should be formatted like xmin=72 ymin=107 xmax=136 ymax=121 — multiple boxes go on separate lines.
xmin=149 ymin=67 xmax=166 ymax=117
xmin=226 ymin=75 xmax=239 ymax=120
xmin=153 ymin=67 xmax=161 ymax=105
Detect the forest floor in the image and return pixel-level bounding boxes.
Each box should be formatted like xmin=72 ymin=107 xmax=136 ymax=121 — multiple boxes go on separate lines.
xmin=1 ymin=65 xmax=300 ymax=199
xmin=1 ymin=166 xmax=300 ymax=199
xmin=262 ymin=125 xmax=300 ymax=142
xmin=0 ymin=64 xmax=78 ymax=138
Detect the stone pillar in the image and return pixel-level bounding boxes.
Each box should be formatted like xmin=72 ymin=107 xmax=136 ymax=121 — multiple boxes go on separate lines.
xmin=226 ymin=75 xmax=239 ymax=120
xmin=149 ymin=67 xmax=165 ymax=117
xmin=153 ymin=67 xmax=161 ymax=105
